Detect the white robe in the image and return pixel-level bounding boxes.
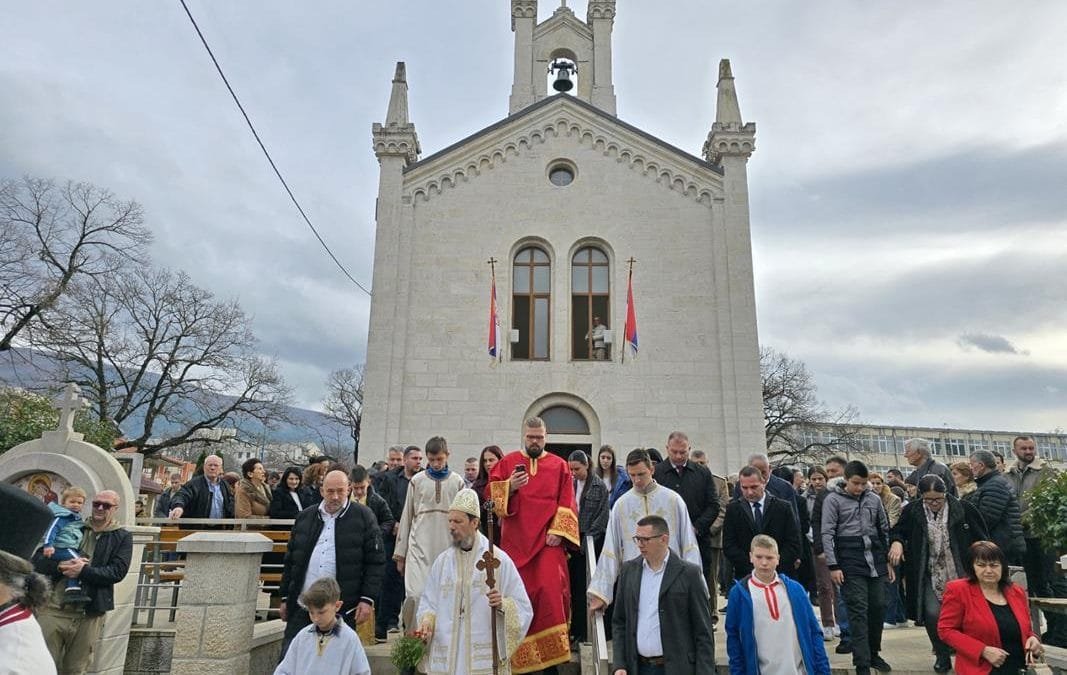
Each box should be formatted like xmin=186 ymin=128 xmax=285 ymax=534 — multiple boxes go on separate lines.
xmin=587 ymin=481 xmax=703 ymax=605
xmin=0 ymin=605 xmax=57 ymax=675
xmin=416 ymin=532 xmax=534 ymax=675
xmin=394 ymin=470 xmax=466 ymax=599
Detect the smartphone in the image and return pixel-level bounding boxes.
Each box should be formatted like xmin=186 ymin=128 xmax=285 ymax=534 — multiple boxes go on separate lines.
xmin=514 ymin=464 xmax=526 ymax=474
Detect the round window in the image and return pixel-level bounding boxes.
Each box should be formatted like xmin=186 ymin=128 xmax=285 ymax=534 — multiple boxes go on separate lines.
xmin=549 ymin=164 xmax=575 ymax=186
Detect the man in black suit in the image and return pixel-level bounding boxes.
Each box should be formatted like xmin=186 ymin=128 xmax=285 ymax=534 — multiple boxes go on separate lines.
xmin=722 ymin=466 xmax=801 ymax=581
xmin=612 ymin=515 xmax=714 ymax=675
xmin=653 ymin=431 xmax=720 ymax=591
xmin=167 ymin=454 xmax=233 ymax=520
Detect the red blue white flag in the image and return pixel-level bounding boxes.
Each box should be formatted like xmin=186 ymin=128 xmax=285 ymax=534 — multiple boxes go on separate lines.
xmin=488 ymin=269 xmax=499 ymax=359
xmin=623 ymin=272 xmax=638 ymax=359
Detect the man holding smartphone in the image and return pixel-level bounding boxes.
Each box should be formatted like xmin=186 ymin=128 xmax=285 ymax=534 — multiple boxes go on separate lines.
xmin=488 ymin=417 xmax=580 ymax=674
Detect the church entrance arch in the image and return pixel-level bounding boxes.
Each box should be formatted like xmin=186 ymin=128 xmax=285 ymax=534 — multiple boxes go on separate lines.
xmin=524 ymin=393 xmax=600 ymax=462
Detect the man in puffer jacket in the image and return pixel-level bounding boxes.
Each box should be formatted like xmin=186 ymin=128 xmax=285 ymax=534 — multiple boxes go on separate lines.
xmin=821 ymin=461 xmax=892 ymax=675
xmin=969 ymin=449 xmax=1026 ymax=564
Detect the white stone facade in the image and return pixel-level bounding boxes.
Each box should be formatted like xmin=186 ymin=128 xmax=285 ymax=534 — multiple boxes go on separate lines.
xmin=360 ymin=1 xmax=763 ymax=475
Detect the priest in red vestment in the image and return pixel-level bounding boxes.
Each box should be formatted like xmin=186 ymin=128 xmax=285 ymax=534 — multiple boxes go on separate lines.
xmin=488 ymin=416 xmax=580 ymax=673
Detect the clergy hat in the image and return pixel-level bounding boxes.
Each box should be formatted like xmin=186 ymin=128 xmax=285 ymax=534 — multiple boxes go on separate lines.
xmin=0 ymin=482 xmax=55 ymax=560
xmin=449 ymin=488 xmax=481 ymax=518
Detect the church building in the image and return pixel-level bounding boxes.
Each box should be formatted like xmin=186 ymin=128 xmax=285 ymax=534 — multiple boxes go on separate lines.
xmin=361 ymin=0 xmax=763 ymax=474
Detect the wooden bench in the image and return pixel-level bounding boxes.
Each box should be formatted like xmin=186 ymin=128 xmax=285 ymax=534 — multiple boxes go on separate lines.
xmin=145 ymin=526 xmax=291 ymax=587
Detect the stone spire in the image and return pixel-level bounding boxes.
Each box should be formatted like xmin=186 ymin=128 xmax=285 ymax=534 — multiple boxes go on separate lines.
xmin=373 ymin=61 xmax=420 ymax=164
xmin=703 ymin=58 xmax=755 ymax=164
xmin=385 ymin=62 xmax=410 ymax=125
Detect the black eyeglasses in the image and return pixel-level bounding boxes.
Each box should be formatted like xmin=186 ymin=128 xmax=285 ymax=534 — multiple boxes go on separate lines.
xmin=632 ymin=535 xmax=665 ymax=544
xmin=92 ymin=501 xmax=117 ymax=510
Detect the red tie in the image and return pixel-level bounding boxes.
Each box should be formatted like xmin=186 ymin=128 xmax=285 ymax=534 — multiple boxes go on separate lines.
xmin=750 ymin=577 xmax=781 ymax=620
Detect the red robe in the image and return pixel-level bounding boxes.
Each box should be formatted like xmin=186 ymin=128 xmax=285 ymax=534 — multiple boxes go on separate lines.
xmin=488 ymin=450 xmax=580 ymax=673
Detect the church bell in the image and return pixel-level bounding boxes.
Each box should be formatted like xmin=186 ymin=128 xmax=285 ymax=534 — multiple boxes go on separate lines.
xmin=549 ymin=59 xmax=575 ymax=93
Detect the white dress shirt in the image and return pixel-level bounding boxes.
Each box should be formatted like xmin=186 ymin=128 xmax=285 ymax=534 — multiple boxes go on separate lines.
xmin=299 ymin=501 xmax=346 ymax=603
xmin=574 ymin=478 xmax=585 ymax=513
xmin=636 ymin=555 xmax=667 ymax=658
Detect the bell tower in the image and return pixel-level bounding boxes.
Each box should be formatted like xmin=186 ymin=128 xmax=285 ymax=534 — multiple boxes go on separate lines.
xmin=509 ymin=0 xmax=617 ymax=115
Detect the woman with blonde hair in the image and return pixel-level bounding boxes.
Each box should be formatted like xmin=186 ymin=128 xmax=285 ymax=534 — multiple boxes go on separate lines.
xmin=950 ymin=461 xmax=978 ymax=499
xmin=870 ymin=471 xmax=907 ymax=629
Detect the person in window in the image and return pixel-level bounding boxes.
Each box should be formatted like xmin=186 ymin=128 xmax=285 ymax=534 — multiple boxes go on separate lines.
xmin=585 ymin=316 xmax=607 ymax=360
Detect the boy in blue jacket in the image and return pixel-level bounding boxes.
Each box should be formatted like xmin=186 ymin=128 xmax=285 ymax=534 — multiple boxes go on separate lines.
xmin=726 ymin=534 xmax=830 ymax=675
xmin=41 ymin=486 xmax=90 ymax=604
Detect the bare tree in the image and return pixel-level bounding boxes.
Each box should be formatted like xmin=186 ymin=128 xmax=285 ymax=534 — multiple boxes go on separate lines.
xmin=30 ymin=265 xmax=292 ymax=454
xmin=0 ymin=177 xmax=151 ymax=351
xmin=322 ymin=365 xmax=364 ymax=462
xmin=761 ymin=346 xmax=862 ymax=465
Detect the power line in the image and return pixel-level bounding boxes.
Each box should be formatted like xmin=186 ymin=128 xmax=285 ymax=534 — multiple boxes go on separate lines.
xmin=177 ymin=0 xmax=372 ymax=297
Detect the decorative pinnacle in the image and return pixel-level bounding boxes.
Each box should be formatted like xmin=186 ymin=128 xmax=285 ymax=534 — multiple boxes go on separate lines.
xmin=715 ymin=58 xmax=742 ymax=126
xmin=385 ymin=61 xmax=409 ymax=125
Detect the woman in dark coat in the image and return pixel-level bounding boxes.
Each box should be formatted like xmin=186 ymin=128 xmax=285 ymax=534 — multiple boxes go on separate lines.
xmin=472 ymin=445 xmax=504 ymax=545
xmin=889 ymin=474 xmax=989 ymax=672
xmin=268 ymin=467 xmax=307 ymax=520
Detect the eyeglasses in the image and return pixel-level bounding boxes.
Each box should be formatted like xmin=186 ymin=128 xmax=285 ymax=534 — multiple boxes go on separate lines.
xmin=922 ymin=497 xmax=946 ymax=505
xmin=92 ymin=501 xmax=117 ymax=510
xmin=632 ymin=535 xmax=665 ymax=544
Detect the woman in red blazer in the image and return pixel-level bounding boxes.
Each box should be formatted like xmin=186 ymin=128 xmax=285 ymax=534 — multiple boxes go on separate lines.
xmin=938 ymin=541 xmax=1043 ymax=674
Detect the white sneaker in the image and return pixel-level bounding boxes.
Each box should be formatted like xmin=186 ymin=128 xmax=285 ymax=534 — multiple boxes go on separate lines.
xmin=882 ymin=622 xmax=896 ymax=629
xmin=832 ymin=626 xmax=841 ymax=637
xmin=823 ymin=626 xmax=835 ymax=642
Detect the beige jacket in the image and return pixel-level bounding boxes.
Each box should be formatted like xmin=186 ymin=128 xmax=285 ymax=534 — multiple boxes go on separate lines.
xmin=1007 ymin=456 xmax=1058 ymax=516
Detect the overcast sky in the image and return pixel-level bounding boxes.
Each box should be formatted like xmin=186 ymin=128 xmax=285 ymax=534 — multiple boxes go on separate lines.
xmin=3 ymin=1 xmax=1065 ymax=434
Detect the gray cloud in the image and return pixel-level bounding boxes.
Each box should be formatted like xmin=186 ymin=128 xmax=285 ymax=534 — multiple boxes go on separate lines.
xmin=957 ymin=333 xmax=1027 ymax=355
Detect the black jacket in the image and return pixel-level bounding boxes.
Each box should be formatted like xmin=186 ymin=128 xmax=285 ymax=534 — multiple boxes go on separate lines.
xmin=575 ymin=472 xmax=609 ymax=544
xmin=722 ymin=494 xmax=801 ymax=579
xmin=364 ymin=490 xmax=395 ymax=539
xmin=280 ymin=501 xmax=386 ymax=617
xmin=905 ymin=457 xmax=958 ymax=497
xmin=377 ymin=468 xmax=413 ymax=540
xmin=654 ymin=460 xmax=721 ymax=542
xmin=34 ymin=526 xmax=132 ymax=616
xmin=170 ymin=475 xmax=234 ymax=519
xmin=612 ymin=552 xmax=714 ymax=675
xmin=268 ymin=488 xmax=308 ymax=520
xmin=890 ymin=495 xmax=988 ymax=623
xmin=972 ymin=470 xmax=1026 ymax=563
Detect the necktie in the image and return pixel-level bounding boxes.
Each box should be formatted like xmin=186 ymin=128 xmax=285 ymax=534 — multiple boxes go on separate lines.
xmin=676 ymin=465 xmax=684 ymax=477
xmin=753 ymin=501 xmax=763 ymax=530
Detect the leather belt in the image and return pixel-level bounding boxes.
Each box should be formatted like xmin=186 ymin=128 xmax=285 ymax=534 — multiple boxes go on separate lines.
xmin=638 ymin=655 xmax=665 ymax=666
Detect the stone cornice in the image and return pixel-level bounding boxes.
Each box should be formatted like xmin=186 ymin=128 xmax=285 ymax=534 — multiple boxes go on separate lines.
xmin=512 ymin=0 xmax=536 ymax=30
xmin=404 ymin=99 xmax=722 ymax=207
xmin=703 ymin=121 xmax=756 ymax=163
xmin=534 ymin=9 xmax=593 ymax=41
xmin=587 ymin=0 xmax=616 ymax=21
xmin=373 ymin=122 xmax=421 ymax=163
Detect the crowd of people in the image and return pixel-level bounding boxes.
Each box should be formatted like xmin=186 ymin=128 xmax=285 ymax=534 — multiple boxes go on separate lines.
xmin=2 ymin=428 xmax=1063 ymax=675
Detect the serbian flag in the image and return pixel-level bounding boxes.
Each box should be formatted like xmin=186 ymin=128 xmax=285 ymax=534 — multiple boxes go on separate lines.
xmin=623 ymin=271 xmax=638 ymax=359
xmin=488 ymin=270 xmax=499 ymax=359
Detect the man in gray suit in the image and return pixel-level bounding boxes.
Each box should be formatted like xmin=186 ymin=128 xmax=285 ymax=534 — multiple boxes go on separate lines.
xmin=611 ymin=515 xmax=714 ymax=675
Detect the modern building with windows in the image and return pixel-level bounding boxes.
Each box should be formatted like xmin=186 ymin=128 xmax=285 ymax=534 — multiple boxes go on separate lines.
xmin=359 ymin=0 xmax=763 ymax=472
xmin=792 ymin=423 xmax=1067 ymax=475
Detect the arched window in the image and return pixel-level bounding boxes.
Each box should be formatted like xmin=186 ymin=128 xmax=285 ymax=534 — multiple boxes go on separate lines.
xmin=512 ymin=246 xmax=550 ymax=360
xmin=571 ymin=246 xmax=609 ymax=360
xmin=540 ymin=405 xmax=590 ymax=435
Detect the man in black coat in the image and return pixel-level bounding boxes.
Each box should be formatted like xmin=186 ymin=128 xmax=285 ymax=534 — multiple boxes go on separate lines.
xmin=654 ymin=431 xmax=720 ymax=589
xmin=376 ymin=445 xmax=422 ymax=636
xmin=969 ymin=450 xmax=1026 ymax=564
xmin=612 ymin=514 xmax=714 ymax=675
xmin=35 ymin=489 xmax=133 ymax=674
xmin=903 ymin=438 xmax=957 ymax=497
xmin=723 ymin=466 xmax=801 ymax=580
xmin=278 ymin=469 xmax=386 ymax=658
xmin=167 ymin=454 xmax=234 ymax=520
xmin=567 ymin=449 xmax=609 ymax=644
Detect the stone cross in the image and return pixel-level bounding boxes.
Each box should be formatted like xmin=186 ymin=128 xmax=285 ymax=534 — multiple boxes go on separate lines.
xmin=54 ymin=383 xmax=89 ymax=433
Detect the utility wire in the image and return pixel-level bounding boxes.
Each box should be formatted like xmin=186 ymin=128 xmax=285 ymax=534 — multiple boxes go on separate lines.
xmin=177 ymin=0 xmax=372 ymax=297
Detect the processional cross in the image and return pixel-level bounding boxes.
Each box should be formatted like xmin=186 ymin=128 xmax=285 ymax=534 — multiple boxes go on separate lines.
xmin=477 ymin=499 xmax=502 ymax=675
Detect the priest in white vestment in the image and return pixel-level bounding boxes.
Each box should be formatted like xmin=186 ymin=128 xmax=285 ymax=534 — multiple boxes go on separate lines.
xmin=416 ymin=488 xmax=533 ymax=675
xmin=393 ymin=439 xmax=466 ymax=625
xmin=587 ymin=450 xmax=703 ymax=608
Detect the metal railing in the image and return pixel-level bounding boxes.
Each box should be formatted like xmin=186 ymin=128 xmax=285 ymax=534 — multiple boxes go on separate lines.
xmin=585 ymin=534 xmax=611 ymax=674
xmin=132 ymin=517 xmax=294 ymax=628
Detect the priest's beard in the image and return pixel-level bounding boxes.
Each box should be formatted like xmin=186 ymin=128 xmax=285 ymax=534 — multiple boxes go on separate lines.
xmin=525 ymin=444 xmax=544 ymax=458
xmin=453 ymin=534 xmax=477 ymax=552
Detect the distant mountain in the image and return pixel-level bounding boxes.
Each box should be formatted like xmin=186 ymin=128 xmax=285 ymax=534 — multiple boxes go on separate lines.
xmin=0 ymin=348 xmax=347 ymax=445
